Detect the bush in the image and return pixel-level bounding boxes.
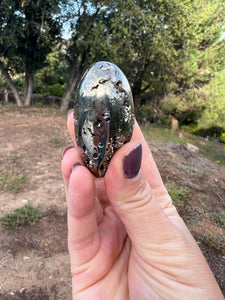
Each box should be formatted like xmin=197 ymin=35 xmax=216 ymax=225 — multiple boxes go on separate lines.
xmin=221 ymin=133 xmax=225 ymax=151
xmin=0 ymin=74 xmax=8 ymax=89
xmin=221 ymin=133 xmax=225 ymax=143
xmin=137 ymin=104 xmax=154 ymax=123
xmin=196 ymin=71 xmax=225 ymax=135
xmin=13 ymin=76 xmax=25 ymax=91
xmin=47 ymin=83 xmax=65 ymax=97
xmin=0 ymin=166 xmax=27 ymax=193
xmin=0 ymin=203 xmax=46 ymax=230
xmin=159 ymin=71 xmax=225 ymax=137
xmin=160 ymin=91 xmax=204 ymax=127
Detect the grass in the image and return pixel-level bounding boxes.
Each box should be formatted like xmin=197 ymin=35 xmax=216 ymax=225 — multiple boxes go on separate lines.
xmin=165 ymin=181 xmax=187 ymax=207
xmin=10 ymin=153 xmax=21 ymax=162
xmin=34 ymin=102 xmax=59 ymax=109
xmin=141 ymin=125 xmax=225 ymax=165
xmin=0 ymin=166 xmax=27 ymax=193
xmin=186 ymin=205 xmax=225 ymax=229
xmin=51 ymin=137 xmax=66 ymax=148
xmin=141 ymin=125 xmax=192 ymax=144
xmin=197 ymin=142 xmax=225 ymax=165
xmin=0 ymin=203 xmax=47 ymax=230
xmin=199 ymin=232 xmax=225 ymax=255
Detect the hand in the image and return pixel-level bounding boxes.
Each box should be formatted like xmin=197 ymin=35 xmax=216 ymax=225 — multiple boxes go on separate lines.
xmin=61 ymin=112 xmax=223 ymax=300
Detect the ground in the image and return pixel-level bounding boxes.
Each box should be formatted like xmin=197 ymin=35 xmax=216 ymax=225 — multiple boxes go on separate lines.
xmin=0 ymin=105 xmax=224 ymax=299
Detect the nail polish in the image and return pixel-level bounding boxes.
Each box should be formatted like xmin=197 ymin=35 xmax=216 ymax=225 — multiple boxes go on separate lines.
xmin=71 ymin=162 xmax=82 ymax=172
xmin=61 ymin=146 xmax=74 ymax=160
xmin=123 ymin=143 xmax=142 ymax=179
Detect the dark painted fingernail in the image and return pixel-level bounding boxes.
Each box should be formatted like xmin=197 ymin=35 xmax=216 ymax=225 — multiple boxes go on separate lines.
xmin=67 ymin=109 xmax=73 ymax=118
xmin=123 ymin=143 xmax=142 ymax=179
xmin=61 ymin=146 xmax=74 ymax=160
xmin=72 ymin=162 xmax=82 ymax=172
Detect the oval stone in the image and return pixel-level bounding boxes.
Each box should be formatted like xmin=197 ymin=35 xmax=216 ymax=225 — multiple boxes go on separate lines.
xmin=74 ymin=61 xmax=135 ymax=177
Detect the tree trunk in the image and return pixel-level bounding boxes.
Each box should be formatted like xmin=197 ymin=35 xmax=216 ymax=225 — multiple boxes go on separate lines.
xmin=171 ymin=116 xmax=179 ymax=131
xmin=0 ymin=60 xmax=24 ymax=106
xmin=60 ymin=69 xmax=82 ymax=113
xmin=133 ymin=90 xmax=142 ymax=117
xmin=24 ymin=71 xmax=34 ymax=106
xmin=23 ymin=61 xmax=34 ymax=106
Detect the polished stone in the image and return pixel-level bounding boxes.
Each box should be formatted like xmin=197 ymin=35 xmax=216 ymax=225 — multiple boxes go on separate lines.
xmin=74 ymin=61 xmax=135 ymax=177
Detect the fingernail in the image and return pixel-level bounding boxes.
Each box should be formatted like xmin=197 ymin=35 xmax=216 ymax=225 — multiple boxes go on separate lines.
xmin=72 ymin=162 xmax=82 ymax=172
xmin=67 ymin=109 xmax=73 ymax=118
xmin=123 ymin=143 xmax=142 ymax=179
xmin=61 ymin=146 xmax=74 ymax=160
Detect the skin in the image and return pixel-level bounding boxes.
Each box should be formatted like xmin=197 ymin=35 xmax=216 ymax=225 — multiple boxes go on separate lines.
xmin=61 ymin=111 xmax=223 ymax=300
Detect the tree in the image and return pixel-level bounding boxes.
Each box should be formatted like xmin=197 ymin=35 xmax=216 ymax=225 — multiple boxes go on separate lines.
xmin=61 ymin=0 xmax=225 ymax=115
xmin=60 ymin=1 xmax=110 ymax=112
xmin=104 ymin=0 xmax=173 ymax=115
xmin=166 ymin=0 xmax=225 ymax=91
xmin=0 ymin=0 xmax=62 ymax=106
xmin=104 ymin=0 xmax=225 ymax=115
xmin=157 ymin=0 xmax=225 ymax=131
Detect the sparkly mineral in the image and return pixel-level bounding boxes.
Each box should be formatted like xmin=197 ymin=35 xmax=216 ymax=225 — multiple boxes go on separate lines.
xmin=74 ymin=61 xmax=135 ymax=177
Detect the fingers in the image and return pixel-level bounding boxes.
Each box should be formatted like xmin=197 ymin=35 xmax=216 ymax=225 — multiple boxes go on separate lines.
xmin=104 ymin=142 xmax=180 ymax=257
xmin=67 ymin=113 xmax=171 ymax=209
xmin=104 ymin=142 xmax=223 ymax=300
xmin=131 ymin=121 xmax=171 ymax=208
xmin=67 ymin=109 xmax=76 ymax=146
xmin=61 ymin=147 xmax=102 ymax=265
xmin=61 ymin=147 xmax=83 ymax=189
xmin=67 ymin=163 xmax=100 ymax=265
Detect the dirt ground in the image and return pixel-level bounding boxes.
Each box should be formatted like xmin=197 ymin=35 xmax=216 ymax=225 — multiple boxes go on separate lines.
xmin=0 ymin=105 xmax=224 ymax=299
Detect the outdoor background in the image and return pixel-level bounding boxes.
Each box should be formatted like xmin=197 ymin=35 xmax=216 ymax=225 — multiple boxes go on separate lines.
xmin=0 ymin=1 xmax=225 ymax=299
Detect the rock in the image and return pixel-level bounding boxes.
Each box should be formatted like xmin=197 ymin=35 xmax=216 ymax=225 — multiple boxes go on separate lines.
xmin=185 ymin=143 xmax=199 ymax=153
xmin=74 ymin=61 xmax=135 ymax=177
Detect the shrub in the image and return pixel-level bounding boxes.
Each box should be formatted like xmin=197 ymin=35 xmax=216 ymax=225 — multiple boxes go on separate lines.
xmin=0 ymin=74 xmax=8 ymax=89
xmin=0 ymin=203 xmax=46 ymax=230
xmin=221 ymin=133 xmax=225 ymax=151
xmin=47 ymin=83 xmax=65 ymax=97
xmin=0 ymin=166 xmax=27 ymax=193
xmin=137 ymin=104 xmax=154 ymax=123
xmin=13 ymin=76 xmax=25 ymax=91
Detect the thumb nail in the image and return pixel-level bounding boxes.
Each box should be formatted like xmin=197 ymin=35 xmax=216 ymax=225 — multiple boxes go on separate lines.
xmin=123 ymin=143 xmax=142 ymax=179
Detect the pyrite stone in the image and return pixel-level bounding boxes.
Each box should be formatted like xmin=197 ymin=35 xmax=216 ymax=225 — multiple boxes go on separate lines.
xmin=74 ymin=61 xmax=135 ymax=177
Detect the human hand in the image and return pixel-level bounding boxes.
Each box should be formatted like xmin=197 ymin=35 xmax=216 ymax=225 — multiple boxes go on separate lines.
xmin=61 ymin=112 xmax=223 ymax=300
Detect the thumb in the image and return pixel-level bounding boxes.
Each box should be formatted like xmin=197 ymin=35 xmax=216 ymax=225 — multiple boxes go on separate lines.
xmin=104 ymin=142 xmax=183 ymax=258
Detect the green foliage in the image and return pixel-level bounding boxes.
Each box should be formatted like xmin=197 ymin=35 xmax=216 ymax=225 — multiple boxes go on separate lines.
xmin=0 ymin=74 xmax=7 ymax=89
xmin=13 ymin=76 xmax=25 ymax=91
xmin=221 ymin=133 xmax=225 ymax=143
xmin=166 ymin=181 xmax=187 ymax=207
xmin=100 ymin=0 xmax=225 ymax=112
xmin=1 ymin=0 xmax=225 ymax=116
xmin=0 ymin=0 xmax=63 ymax=105
xmin=0 ymin=166 xmax=27 ymax=193
xmin=196 ymin=71 xmax=225 ymax=135
xmin=47 ymin=83 xmax=66 ymax=97
xmin=160 ymin=70 xmax=225 ymax=137
xmin=160 ymin=91 xmax=203 ymax=126
xmin=221 ymin=133 xmax=225 ymax=152
xmin=10 ymin=153 xmax=21 ymax=162
xmin=0 ymin=0 xmax=62 ymax=73
xmin=0 ymin=203 xmax=46 ymax=230
xmin=137 ymin=105 xmax=154 ymax=123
